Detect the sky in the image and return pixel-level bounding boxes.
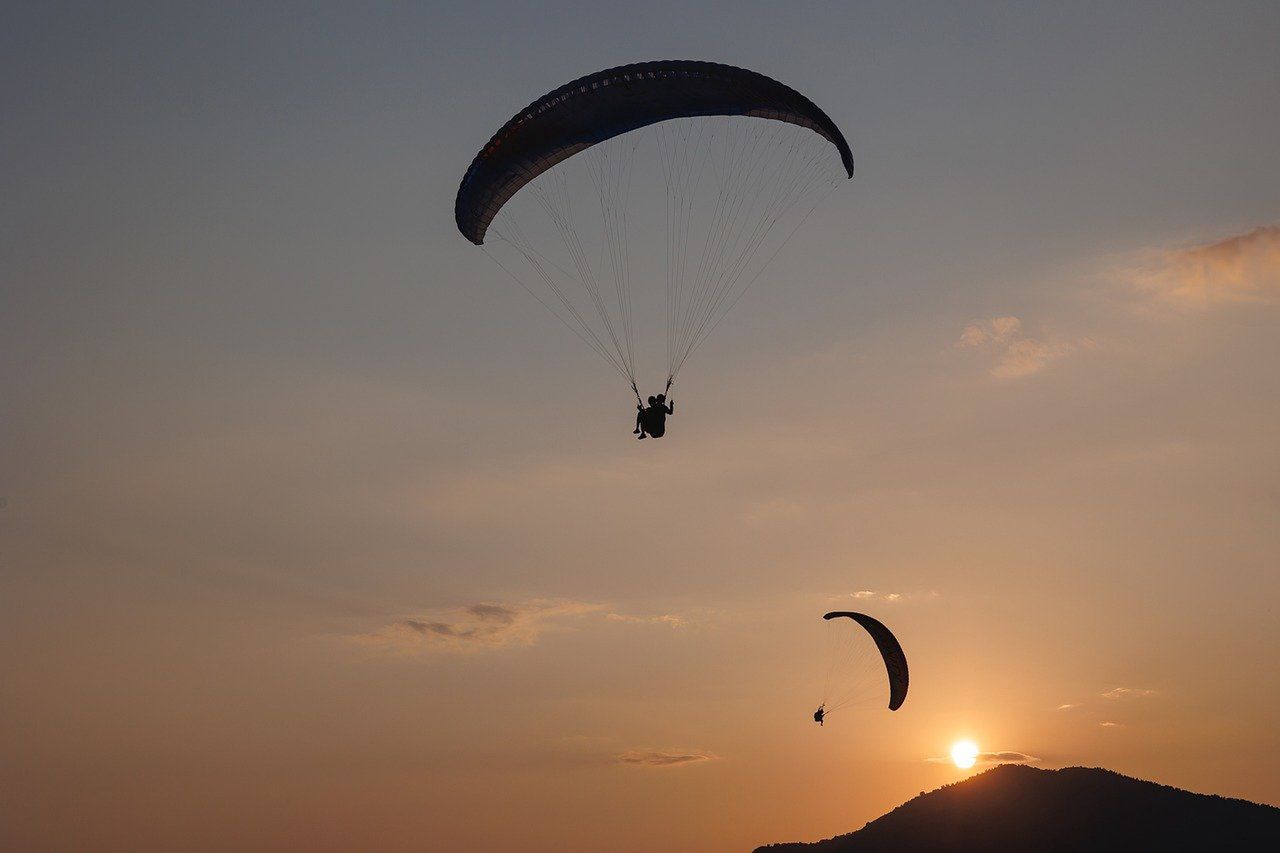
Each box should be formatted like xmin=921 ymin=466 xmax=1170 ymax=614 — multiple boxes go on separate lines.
xmin=3 ymin=2 xmax=1279 ymax=851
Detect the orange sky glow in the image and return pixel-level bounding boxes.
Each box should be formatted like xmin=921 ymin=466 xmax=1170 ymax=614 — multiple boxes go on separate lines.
xmin=3 ymin=3 xmax=1279 ymax=851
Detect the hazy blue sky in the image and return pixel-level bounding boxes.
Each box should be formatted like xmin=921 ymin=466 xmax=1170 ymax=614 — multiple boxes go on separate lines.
xmin=4 ymin=3 xmax=1279 ymax=851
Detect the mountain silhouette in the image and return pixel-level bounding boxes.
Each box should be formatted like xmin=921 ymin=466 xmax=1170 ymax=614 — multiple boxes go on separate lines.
xmin=755 ymin=764 xmax=1280 ymax=852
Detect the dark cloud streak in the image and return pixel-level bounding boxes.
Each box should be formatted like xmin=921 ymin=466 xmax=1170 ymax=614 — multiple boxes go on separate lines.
xmin=978 ymin=751 xmax=1038 ymax=763
xmin=467 ymin=603 xmax=518 ymax=623
xmin=615 ymin=749 xmax=717 ymax=767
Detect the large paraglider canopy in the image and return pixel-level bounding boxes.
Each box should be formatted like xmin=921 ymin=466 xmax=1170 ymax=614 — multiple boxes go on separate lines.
xmin=456 ymin=60 xmax=853 ymax=246
xmin=819 ymin=611 xmax=909 ymax=715
xmin=455 ymin=59 xmax=852 ymax=393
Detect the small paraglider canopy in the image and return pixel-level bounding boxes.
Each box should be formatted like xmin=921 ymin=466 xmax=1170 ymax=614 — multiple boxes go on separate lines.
xmin=820 ymin=611 xmax=909 ymax=714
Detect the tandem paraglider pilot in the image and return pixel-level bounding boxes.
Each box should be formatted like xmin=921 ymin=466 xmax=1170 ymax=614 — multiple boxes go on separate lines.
xmin=813 ymin=705 xmax=825 ymax=726
xmin=634 ymin=393 xmax=674 ymax=440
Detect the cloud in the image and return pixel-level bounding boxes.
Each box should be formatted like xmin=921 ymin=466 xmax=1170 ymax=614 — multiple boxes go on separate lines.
xmin=927 ymin=750 xmax=1038 ymax=765
xmin=957 ymin=316 xmax=1023 ymax=348
xmin=829 ymin=590 xmax=912 ymax=602
xmin=467 ymin=603 xmax=519 ymax=623
xmin=605 ymin=612 xmax=688 ymax=628
xmin=1127 ymin=225 xmax=1280 ymax=308
xmin=615 ymin=749 xmax=718 ymax=767
xmin=1056 ymin=703 xmax=1079 ymax=711
xmin=1099 ymin=721 xmax=1120 ymax=728
xmin=358 ymin=599 xmax=605 ymax=651
xmin=991 ymin=336 xmax=1077 ymax=378
xmin=977 ymin=751 xmax=1039 ymax=764
xmin=355 ymin=599 xmax=705 ymax=652
xmin=956 ymin=316 xmax=1085 ymax=378
xmin=1101 ymin=687 xmax=1157 ymax=699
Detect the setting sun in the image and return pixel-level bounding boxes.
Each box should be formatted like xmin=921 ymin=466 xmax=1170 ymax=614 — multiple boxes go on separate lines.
xmin=951 ymin=740 xmax=980 ymax=769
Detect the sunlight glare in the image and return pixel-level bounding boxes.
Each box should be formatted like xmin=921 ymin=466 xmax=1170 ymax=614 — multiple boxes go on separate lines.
xmin=951 ymin=740 xmax=979 ymax=769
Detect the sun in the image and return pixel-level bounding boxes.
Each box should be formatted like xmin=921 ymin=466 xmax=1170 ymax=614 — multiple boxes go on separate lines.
xmin=950 ymin=740 xmax=979 ymax=769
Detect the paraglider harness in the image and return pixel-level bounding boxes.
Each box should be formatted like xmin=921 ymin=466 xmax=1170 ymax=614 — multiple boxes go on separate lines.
xmin=814 ymin=705 xmax=825 ymax=726
xmin=633 ymin=378 xmax=673 ymax=440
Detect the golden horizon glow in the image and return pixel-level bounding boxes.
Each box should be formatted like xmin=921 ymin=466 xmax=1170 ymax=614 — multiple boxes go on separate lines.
xmin=951 ymin=740 xmax=980 ymax=770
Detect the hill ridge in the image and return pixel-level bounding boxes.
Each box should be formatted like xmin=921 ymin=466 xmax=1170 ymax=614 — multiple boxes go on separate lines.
xmin=754 ymin=764 xmax=1280 ymax=852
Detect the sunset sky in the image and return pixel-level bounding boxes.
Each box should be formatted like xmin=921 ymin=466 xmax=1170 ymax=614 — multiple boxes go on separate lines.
xmin=4 ymin=3 xmax=1279 ymax=851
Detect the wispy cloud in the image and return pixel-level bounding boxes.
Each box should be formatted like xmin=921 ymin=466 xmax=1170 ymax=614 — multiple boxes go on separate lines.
xmin=355 ymin=599 xmax=707 ymax=652
xmin=850 ymin=590 xmax=900 ymax=601
xmin=615 ymin=749 xmax=718 ymax=767
xmin=827 ymin=589 xmax=930 ymax=603
xmin=991 ymin=336 xmax=1079 ymax=378
xmin=977 ymin=751 xmax=1039 ymax=764
xmin=605 ymin=612 xmax=688 ymax=628
xmin=927 ymin=750 xmax=1038 ymax=765
xmin=1056 ymin=703 xmax=1080 ymax=711
xmin=957 ymin=316 xmax=1024 ymax=348
xmin=1101 ymin=687 xmax=1157 ymax=700
xmin=357 ymin=599 xmax=605 ymax=651
xmin=956 ymin=316 xmax=1087 ymax=378
xmin=466 ymin=603 xmax=518 ymax=622
xmin=1126 ymin=225 xmax=1280 ymax=308
xmin=1099 ymin=721 xmax=1120 ymax=728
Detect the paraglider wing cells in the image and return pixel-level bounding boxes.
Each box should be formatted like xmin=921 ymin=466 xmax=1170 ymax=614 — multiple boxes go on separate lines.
xmin=823 ymin=611 xmax=909 ymax=711
xmin=454 ymin=59 xmax=852 ymax=395
xmin=455 ymin=60 xmax=853 ymax=246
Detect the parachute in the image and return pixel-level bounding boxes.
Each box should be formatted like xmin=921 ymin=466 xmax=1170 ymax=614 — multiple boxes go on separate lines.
xmin=455 ymin=60 xmax=852 ymax=394
xmin=819 ymin=611 xmax=909 ymax=716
